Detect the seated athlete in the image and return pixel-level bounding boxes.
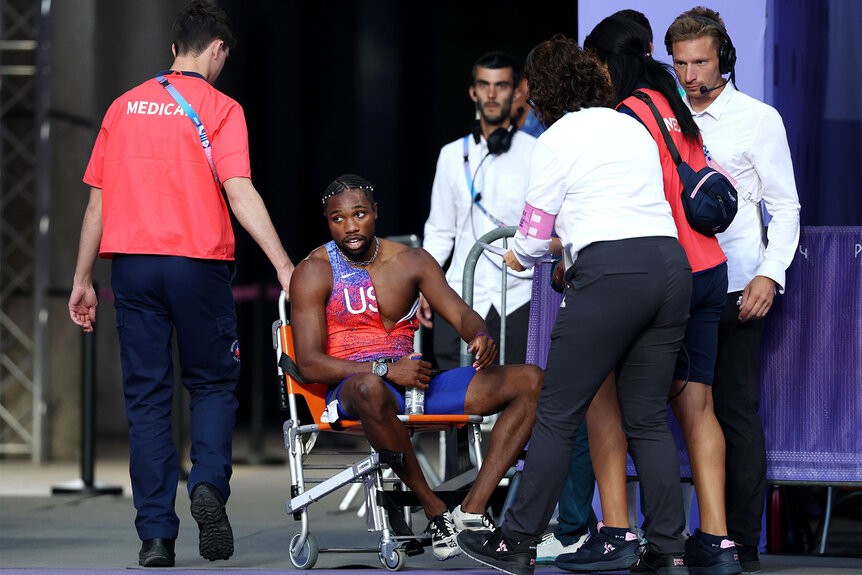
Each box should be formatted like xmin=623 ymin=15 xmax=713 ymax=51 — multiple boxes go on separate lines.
xmin=289 ymin=174 xmax=543 ymax=561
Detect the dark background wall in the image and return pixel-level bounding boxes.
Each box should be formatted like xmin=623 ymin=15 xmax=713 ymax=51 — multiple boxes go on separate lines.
xmin=219 ymin=0 xmax=578 ymax=282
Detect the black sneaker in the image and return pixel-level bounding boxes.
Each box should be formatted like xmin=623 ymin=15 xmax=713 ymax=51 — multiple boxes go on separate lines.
xmin=138 ymin=538 xmax=175 ymax=567
xmin=631 ymin=547 xmax=688 ymax=574
xmin=457 ymin=527 xmax=537 ymax=575
xmin=735 ymin=544 xmax=761 ymax=573
xmin=555 ymin=525 xmax=640 ymax=572
xmin=685 ymin=530 xmax=741 ymax=575
xmin=427 ymin=511 xmax=460 ymax=560
xmin=190 ymin=482 xmax=234 ymax=561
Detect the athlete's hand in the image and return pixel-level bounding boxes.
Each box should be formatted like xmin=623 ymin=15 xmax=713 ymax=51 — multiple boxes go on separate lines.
xmin=387 ymin=353 xmax=432 ymax=389
xmin=69 ymin=284 xmax=98 ymax=333
xmin=468 ymin=333 xmax=497 ymax=370
xmin=738 ymin=275 xmax=775 ymax=322
xmin=503 ymin=250 xmax=525 ymax=271
xmin=417 ymin=294 xmax=433 ymax=329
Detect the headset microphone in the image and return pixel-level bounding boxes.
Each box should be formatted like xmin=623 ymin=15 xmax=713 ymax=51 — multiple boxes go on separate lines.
xmin=699 ymin=79 xmax=729 ymax=94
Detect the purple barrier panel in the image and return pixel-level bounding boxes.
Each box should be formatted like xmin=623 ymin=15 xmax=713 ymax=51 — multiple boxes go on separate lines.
xmin=525 ymin=258 xmax=692 ymax=479
xmin=526 ymin=257 xmax=563 ymax=369
xmin=760 ymin=226 xmax=862 ymax=483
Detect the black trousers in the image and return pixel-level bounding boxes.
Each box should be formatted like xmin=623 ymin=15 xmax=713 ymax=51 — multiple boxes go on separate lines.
xmin=502 ymin=237 xmax=691 ymax=555
xmin=713 ymin=291 xmax=767 ymax=546
xmin=431 ymin=301 xmax=530 ymax=369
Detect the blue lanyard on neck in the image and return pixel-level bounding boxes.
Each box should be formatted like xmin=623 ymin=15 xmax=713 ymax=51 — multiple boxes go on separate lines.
xmin=462 ymin=136 xmax=479 ymax=201
xmin=155 ymin=74 xmax=221 ymax=188
xmin=462 ymin=135 xmax=506 ymax=228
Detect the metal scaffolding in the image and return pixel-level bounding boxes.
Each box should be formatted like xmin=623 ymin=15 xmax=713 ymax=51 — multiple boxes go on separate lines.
xmin=1 ymin=0 xmax=51 ymax=462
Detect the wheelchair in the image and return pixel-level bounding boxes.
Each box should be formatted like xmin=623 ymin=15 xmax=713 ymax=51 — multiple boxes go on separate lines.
xmin=272 ymin=291 xmax=485 ymax=570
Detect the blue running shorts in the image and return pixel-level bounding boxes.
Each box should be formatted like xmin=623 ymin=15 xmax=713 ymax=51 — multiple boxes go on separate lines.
xmin=324 ymin=366 xmax=476 ymax=422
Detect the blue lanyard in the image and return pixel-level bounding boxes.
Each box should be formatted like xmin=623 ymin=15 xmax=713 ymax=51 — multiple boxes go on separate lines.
xmin=155 ymin=75 xmax=221 ymax=188
xmin=462 ymin=136 xmax=506 ymax=228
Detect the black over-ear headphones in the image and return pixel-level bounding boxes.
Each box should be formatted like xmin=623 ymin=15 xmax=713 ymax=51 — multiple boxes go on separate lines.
xmin=471 ymin=119 xmax=518 ymax=155
xmin=665 ymin=14 xmax=737 ymax=75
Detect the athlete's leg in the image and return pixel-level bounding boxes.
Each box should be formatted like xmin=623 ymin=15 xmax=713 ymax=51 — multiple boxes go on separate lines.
xmin=337 ymin=372 xmax=447 ymax=518
xmin=459 ymin=363 xmax=543 ymax=514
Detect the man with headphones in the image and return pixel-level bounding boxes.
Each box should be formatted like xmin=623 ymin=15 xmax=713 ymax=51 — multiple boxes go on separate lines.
xmin=666 ymin=8 xmax=800 ymax=573
xmin=420 ymin=52 xmax=538 ymax=370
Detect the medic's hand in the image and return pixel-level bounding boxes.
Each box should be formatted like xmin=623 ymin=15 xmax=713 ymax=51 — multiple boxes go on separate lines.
xmin=69 ymin=284 xmax=98 ymax=333
xmin=503 ymin=250 xmax=525 ymax=271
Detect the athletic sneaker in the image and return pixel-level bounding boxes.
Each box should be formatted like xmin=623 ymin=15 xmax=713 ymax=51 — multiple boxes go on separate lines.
xmin=734 ymin=544 xmax=761 ymax=574
xmin=457 ymin=527 xmax=538 ymax=575
xmin=536 ymin=531 xmax=590 ymax=564
xmin=452 ymin=504 xmax=495 ymax=531
xmin=426 ymin=511 xmax=461 ymax=560
xmin=190 ymin=482 xmax=234 ymax=561
xmin=685 ymin=529 xmax=741 ymax=575
xmin=630 ymin=548 xmax=688 ymax=574
xmin=555 ymin=525 xmax=639 ymax=572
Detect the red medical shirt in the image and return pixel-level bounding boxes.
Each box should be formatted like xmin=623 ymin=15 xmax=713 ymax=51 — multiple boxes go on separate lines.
xmin=621 ymin=89 xmax=727 ymax=274
xmin=84 ymin=71 xmax=251 ymax=260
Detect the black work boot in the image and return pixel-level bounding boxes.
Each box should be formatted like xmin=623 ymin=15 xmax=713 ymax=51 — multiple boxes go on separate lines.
xmin=139 ymin=538 xmax=175 ymax=567
xmin=190 ymin=482 xmax=234 ymax=561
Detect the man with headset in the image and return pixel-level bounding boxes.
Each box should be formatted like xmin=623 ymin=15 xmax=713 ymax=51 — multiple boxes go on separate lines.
xmin=420 ymin=51 xmax=538 ymax=370
xmin=666 ymin=8 xmax=800 ymax=573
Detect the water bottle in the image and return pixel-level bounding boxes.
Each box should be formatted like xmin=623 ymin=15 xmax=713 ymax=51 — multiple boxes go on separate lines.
xmin=405 ymin=387 xmax=425 ymax=415
xmin=405 ymin=353 xmax=425 ymax=414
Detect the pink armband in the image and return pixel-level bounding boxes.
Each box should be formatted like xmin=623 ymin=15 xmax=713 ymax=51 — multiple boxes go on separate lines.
xmin=518 ymin=203 xmax=556 ymax=240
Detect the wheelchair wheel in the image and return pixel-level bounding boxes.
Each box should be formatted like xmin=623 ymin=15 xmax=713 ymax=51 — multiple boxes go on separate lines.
xmin=289 ymin=532 xmax=319 ymax=569
xmin=378 ymin=546 xmax=406 ymax=571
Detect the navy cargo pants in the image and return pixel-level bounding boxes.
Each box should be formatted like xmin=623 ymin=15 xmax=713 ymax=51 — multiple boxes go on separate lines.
xmin=111 ymin=255 xmax=240 ymax=541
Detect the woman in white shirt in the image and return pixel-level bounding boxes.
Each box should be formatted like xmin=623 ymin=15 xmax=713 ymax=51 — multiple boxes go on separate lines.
xmin=456 ymin=36 xmax=693 ymax=575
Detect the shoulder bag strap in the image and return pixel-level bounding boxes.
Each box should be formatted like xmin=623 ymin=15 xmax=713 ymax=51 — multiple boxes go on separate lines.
xmin=155 ymin=75 xmax=221 ymax=188
xmin=631 ymin=90 xmax=683 ymax=166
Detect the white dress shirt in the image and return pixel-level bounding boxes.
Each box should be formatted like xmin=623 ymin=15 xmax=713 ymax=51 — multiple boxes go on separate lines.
xmin=423 ymin=129 xmax=536 ymax=318
xmin=511 ymin=107 xmax=677 ymax=268
xmin=685 ymin=84 xmax=801 ymax=293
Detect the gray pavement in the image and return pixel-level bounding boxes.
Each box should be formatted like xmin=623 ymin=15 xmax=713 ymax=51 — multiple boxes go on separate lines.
xmin=1 ymin=439 xmax=860 ymax=574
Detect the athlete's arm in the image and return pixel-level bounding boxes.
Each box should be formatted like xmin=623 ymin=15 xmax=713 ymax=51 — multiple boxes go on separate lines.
xmin=290 ymin=256 xmax=362 ymax=385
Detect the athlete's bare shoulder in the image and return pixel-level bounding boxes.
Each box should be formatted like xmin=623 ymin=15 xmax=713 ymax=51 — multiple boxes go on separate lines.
xmin=290 ymin=247 xmax=333 ymax=303
xmin=378 ymin=240 xmax=439 ymax=277
xmin=306 ymin=245 xmax=330 ymax=262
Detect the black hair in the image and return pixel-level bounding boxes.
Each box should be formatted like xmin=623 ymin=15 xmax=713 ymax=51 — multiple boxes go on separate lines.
xmin=472 ymin=51 xmax=521 ymax=87
xmin=613 ymin=9 xmax=653 ymax=43
xmin=171 ymin=0 xmax=236 ymax=57
xmin=321 ymin=174 xmax=376 ymax=211
xmin=584 ymin=15 xmax=699 ymax=139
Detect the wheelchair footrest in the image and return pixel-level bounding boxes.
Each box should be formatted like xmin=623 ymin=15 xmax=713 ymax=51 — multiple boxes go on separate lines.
xmin=286 ymin=452 xmax=384 ymax=515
